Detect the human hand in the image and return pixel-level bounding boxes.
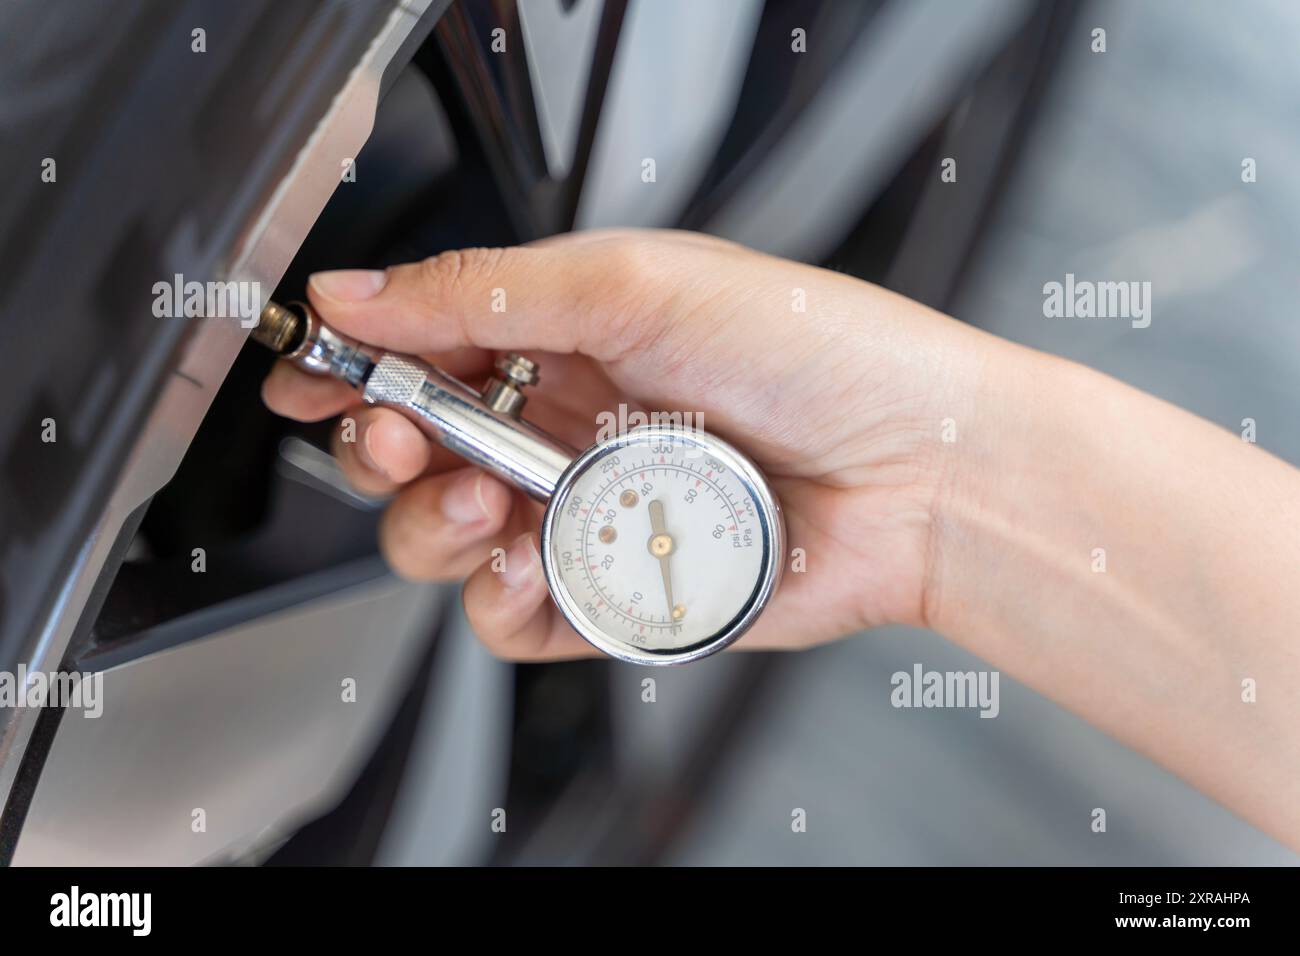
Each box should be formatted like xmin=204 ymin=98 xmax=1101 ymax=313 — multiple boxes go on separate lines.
xmin=262 ymin=229 xmax=990 ymax=660
xmin=260 ymin=227 xmax=1300 ymax=847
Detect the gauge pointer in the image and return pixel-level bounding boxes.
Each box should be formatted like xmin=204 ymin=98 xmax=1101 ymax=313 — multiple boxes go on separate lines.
xmin=647 ymin=498 xmax=683 ymax=626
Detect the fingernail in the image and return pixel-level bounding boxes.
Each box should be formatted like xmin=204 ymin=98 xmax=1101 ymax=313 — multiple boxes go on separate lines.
xmin=309 ymin=269 xmax=388 ymax=302
xmin=441 ymin=470 xmax=491 ymax=525
xmin=357 ymin=420 xmax=391 ymax=480
xmin=501 ymin=533 xmax=540 ymax=590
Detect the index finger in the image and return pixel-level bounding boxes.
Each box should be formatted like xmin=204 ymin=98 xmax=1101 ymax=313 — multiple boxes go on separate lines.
xmin=303 ymin=234 xmax=679 ymax=362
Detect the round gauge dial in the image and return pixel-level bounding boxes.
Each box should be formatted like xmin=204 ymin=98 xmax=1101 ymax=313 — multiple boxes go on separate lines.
xmin=540 ymin=426 xmax=783 ymax=665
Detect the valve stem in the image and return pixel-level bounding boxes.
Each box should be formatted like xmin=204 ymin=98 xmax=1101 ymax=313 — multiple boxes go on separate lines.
xmin=251 ymin=299 xmax=371 ymax=387
xmin=251 ymin=301 xmax=304 ymax=354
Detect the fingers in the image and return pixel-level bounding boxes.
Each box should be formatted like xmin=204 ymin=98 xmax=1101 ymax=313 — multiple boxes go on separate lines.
xmin=262 ymin=361 xmax=354 ymax=422
xmin=303 ymin=235 xmax=679 ymax=362
xmin=461 ymin=532 xmax=598 ymax=661
xmin=378 ymin=465 xmax=595 ymax=660
xmin=329 ymin=406 xmax=432 ymax=496
xmin=378 ymin=467 xmax=518 ymax=581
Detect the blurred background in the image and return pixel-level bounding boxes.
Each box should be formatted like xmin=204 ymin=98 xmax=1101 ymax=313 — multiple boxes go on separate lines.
xmin=1 ymin=0 xmax=1297 ymax=865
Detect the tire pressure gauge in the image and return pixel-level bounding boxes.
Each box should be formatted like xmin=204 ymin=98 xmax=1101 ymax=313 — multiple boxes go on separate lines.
xmin=254 ymin=301 xmax=784 ymax=665
xmin=542 ymin=426 xmax=783 ymax=664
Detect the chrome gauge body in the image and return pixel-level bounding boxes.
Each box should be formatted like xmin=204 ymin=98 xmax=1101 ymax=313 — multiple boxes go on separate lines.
xmin=541 ymin=427 xmax=784 ymax=665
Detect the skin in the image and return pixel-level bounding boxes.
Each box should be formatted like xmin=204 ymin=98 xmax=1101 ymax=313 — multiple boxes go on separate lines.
xmin=263 ymin=229 xmax=1300 ymax=851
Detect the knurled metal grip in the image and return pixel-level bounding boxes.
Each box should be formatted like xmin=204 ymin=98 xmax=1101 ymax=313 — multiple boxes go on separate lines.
xmin=364 ymin=353 xmax=428 ymax=405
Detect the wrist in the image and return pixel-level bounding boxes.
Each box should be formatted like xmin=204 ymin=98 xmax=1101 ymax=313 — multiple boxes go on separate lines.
xmin=920 ymin=336 xmax=1086 ymax=637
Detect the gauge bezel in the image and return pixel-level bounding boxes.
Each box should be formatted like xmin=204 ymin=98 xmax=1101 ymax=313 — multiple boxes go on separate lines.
xmin=540 ymin=425 xmax=784 ymax=665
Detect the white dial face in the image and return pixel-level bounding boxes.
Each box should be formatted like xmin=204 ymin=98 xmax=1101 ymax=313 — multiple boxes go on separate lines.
xmin=543 ymin=428 xmax=777 ymax=662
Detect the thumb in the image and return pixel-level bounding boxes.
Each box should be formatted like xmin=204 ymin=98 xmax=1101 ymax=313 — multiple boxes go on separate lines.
xmin=304 ymin=237 xmax=670 ymax=362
